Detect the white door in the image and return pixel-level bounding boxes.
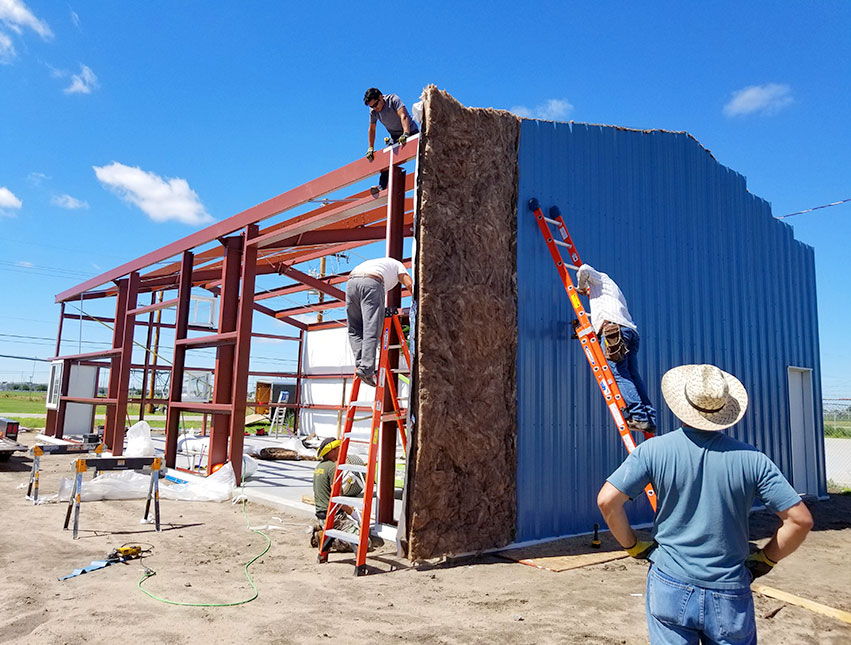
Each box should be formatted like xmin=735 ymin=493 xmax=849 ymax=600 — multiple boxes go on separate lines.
xmin=788 ymin=367 xmax=817 ymax=495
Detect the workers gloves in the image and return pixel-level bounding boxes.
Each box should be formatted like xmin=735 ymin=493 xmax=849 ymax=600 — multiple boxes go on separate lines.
xmin=365 ymin=147 xmax=374 ymax=162
xmin=397 ymin=133 xmax=408 ymax=145
xmin=625 ymin=539 xmax=657 ymax=560
xmin=745 ymin=547 xmax=777 ymax=581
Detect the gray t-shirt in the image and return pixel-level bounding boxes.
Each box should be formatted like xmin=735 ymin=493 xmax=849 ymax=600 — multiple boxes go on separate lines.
xmin=607 ymin=427 xmax=801 ymax=589
xmin=369 ymin=93 xmax=419 ymax=140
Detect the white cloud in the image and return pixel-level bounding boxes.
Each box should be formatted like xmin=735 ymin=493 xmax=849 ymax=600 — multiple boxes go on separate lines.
xmin=0 ymin=0 xmax=53 ymax=39
xmin=0 ymin=186 xmax=23 ymax=209
xmin=52 ymin=193 xmax=89 ymax=209
xmin=0 ymin=0 xmax=51 ymax=64
xmin=510 ymin=98 xmax=574 ymax=121
xmin=0 ymin=30 xmax=14 ymax=63
xmin=64 ymin=63 xmax=98 ymax=94
xmin=70 ymin=9 xmax=80 ymax=29
xmin=93 ymin=161 xmax=214 ymax=226
xmin=15 ymin=260 xmax=33 ymax=267
xmin=26 ymin=171 xmax=48 ymax=186
xmin=723 ymin=83 xmax=793 ymax=117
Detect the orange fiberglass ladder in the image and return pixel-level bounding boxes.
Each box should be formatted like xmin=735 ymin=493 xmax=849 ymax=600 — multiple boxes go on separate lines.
xmin=529 ymin=198 xmax=657 ymax=511
xmin=317 ymin=312 xmax=410 ymax=575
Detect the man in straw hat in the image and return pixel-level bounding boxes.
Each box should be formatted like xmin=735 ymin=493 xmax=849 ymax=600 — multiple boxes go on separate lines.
xmin=597 ymin=364 xmax=813 ymax=644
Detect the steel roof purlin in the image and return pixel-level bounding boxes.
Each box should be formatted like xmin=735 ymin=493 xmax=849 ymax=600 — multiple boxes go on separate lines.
xmin=54 ymin=137 xmax=420 ymax=303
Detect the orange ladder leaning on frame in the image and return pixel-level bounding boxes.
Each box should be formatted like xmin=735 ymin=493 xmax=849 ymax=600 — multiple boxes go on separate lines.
xmin=529 ymin=198 xmax=657 ymax=512
xmin=317 ymin=312 xmax=410 ymax=575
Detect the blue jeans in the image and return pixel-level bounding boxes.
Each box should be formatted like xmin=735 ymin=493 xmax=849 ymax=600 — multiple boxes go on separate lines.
xmin=646 ymin=566 xmax=756 ymax=645
xmin=608 ymin=327 xmax=656 ymax=426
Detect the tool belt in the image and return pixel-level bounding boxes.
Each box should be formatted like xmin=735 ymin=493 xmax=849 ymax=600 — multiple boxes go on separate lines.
xmin=601 ymin=321 xmax=629 ymax=362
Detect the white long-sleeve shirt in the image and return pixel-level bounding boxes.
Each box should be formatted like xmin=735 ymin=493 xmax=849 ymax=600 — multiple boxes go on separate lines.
xmin=575 ymin=264 xmax=637 ymax=335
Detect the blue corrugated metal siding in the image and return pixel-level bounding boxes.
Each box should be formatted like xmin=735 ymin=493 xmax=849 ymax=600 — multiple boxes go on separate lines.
xmin=515 ymin=120 xmax=824 ymax=542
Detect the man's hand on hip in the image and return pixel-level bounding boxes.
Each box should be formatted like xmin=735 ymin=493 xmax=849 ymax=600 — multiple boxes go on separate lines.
xmin=626 ymin=539 xmax=657 ymax=560
xmin=745 ymin=548 xmax=776 ymax=580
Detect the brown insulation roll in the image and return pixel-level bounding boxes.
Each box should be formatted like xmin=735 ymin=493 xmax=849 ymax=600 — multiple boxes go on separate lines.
xmin=406 ymin=86 xmax=520 ymax=560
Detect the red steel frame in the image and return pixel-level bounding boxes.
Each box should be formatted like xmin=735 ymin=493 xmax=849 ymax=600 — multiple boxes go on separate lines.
xmin=47 ymin=137 xmax=419 ymax=486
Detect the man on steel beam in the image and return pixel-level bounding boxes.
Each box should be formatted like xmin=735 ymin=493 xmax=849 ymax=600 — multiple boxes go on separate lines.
xmin=363 ymin=87 xmax=419 ymax=192
xmin=346 ymin=257 xmax=413 ymax=386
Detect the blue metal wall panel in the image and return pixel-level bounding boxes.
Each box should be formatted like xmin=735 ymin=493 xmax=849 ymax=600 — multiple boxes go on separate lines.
xmin=515 ymin=120 xmax=824 ymax=542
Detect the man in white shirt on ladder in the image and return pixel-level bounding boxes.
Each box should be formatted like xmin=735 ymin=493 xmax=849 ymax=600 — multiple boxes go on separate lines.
xmin=346 ymin=257 xmax=413 ymax=386
xmin=577 ymin=263 xmax=657 ymax=434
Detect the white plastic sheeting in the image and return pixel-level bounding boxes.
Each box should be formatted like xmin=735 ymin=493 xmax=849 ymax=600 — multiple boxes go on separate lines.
xmin=51 ymin=458 xmax=260 ymax=504
xmin=125 ymin=420 xmax=156 ymax=457
xmin=299 ymin=327 xmax=409 ymax=443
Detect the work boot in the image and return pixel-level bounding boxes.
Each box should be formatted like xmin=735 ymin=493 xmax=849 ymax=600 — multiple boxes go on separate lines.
xmin=627 ymin=419 xmax=656 ymax=435
xmin=356 ymin=368 xmax=376 ymax=387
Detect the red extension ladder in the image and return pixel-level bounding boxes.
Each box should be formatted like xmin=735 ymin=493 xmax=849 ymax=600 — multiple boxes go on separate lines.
xmin=529 ymin=198 xmax=657 ymax=511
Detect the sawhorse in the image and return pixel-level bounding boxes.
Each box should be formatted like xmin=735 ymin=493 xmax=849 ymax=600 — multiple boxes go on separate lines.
xmin=27 ymin=443 xmax=103 ymax=504
xmin=63 ymin=456 xmax=162 ymax=539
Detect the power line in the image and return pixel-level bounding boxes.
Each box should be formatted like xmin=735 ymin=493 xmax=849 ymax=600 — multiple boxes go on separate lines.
xmin=0 ymin=353 xmax=49 ymax=362
xmin=777 ymin=198 xmax=851 ymax=219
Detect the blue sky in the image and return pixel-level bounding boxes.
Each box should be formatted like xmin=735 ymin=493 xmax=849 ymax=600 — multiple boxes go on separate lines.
xmin=0 ymin=1 xmax=849 ymax=397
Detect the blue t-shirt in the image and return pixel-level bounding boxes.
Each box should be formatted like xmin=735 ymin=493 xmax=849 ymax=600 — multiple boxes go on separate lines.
xmin=369 ymin=93 xmax=419 ymax=140
xmin=607 ymin=427 xmax=801 ymax=589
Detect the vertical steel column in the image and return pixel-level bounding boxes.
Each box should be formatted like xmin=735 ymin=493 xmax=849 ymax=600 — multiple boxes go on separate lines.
xmin=292 ymin=328 xmax=304 ymax=437
xmin=227 ymin=225 xmax=258 ymax=483
xmin=55 ymin=302 xmax=66 ymax=357
xmin=148 ymin=292 xmax=163 ymax=413
xmin=209 ymin=237 xmax=242 ymax=469
xmin=139 ymin=292 xmax=157 ymax=421
xmin=110 ymin=272 xmax=140 ymax=456
xmin=378 ymin=164 xmax=406 ymax=524
xmin=104 ymin=279 xmax=130 ymax=450
xmin=164 ymin=252 xmax=194 ymax=468
xmin=45 ymin=302 xmax=66 ymax=437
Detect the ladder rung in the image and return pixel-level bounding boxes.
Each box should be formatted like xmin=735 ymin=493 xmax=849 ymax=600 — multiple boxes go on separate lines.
xmin=349 ymin=401 xmax=374 ymax=407
xmin=543 ymin=216 xmax=561 ymax=226
xmin=337 ymin=463 xmax=368 ymax=474
xmin=332 ymin=495 xmax=365 ymax=509
xmin=342 ymin=432 xmax=370 ymax=443
xmin=387 ymin=344 xmax=404 ymax=349
xmin=380 ymin=413 xmax=404 ymax=422
xmin=390 ymin=368 xmax=409 ymax=374
xmin=323 ymin=529 xmax=360 ymax=545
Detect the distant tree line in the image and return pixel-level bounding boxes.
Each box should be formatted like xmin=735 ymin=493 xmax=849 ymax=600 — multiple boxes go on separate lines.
xmin=0 ymin=382 xmax=48 ymax=392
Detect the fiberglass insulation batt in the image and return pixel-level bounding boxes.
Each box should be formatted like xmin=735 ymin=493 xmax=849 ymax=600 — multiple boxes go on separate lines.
xmin=406 ymin=87 xmax=520 ymax=560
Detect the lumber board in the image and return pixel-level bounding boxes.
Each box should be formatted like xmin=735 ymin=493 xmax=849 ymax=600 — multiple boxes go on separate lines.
xmin=752 ymin=583 xmax=851 ymax=625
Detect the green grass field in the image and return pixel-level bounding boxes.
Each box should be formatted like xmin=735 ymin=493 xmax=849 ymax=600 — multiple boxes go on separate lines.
xmin=0 ymin=391 xmax=47 ymax=414
xmin=824 ymin=419 xmax=851 ymax=439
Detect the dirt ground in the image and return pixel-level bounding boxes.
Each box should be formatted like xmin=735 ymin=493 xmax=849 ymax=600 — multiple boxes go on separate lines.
xmin=2 ymin=436 xmax=850 ymax=645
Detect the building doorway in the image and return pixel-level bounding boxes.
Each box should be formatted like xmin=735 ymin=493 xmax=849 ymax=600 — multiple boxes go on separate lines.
xmin=787 ymin=367 xmax=818 ymax=496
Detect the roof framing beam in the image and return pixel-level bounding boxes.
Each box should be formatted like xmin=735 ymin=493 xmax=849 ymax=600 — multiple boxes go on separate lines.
xmin=55 ymin=138 xmax=418 ymax=303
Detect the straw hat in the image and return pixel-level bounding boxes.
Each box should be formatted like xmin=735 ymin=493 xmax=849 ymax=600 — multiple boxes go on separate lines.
xmin=661 ymin=364 xmax=748 ymax=431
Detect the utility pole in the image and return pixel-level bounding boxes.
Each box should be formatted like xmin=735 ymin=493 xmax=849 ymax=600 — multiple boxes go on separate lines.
xmin=316 ymin=256 xmax=326 ymax=323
